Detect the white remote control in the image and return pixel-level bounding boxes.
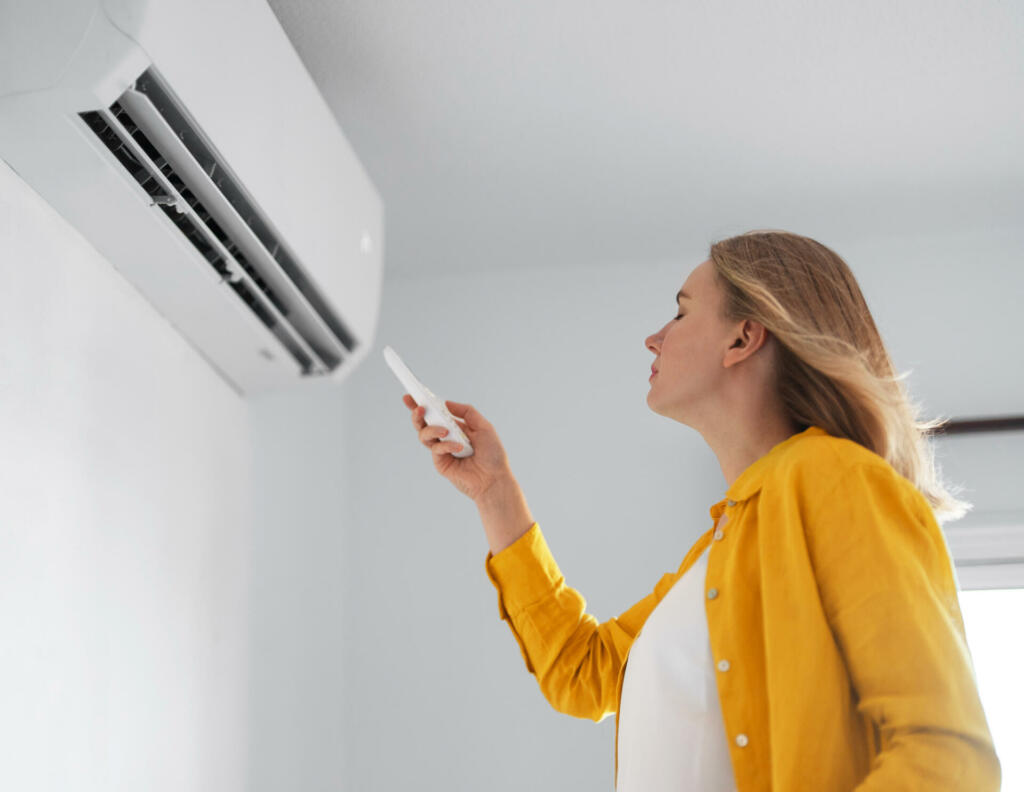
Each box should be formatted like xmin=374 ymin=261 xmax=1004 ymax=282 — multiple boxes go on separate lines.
xmin=383 ymin=345 xmax=475 ymax=458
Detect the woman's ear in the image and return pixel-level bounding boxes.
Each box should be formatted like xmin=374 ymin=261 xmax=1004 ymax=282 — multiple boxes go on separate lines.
xmin=723 ymin=320 xmax=769 ymax=368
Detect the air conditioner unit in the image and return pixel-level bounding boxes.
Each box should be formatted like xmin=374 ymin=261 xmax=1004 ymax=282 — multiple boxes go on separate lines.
xmin=0 ymin=0 xmax=384 ymax=395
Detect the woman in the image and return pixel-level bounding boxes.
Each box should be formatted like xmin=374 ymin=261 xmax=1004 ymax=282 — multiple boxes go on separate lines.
xmin=401 ymin=230 xmax=1001 ymax=790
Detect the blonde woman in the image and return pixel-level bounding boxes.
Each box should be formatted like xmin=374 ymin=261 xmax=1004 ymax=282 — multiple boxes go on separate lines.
xmin=401 ymin=230 xmax=1000 ymax=791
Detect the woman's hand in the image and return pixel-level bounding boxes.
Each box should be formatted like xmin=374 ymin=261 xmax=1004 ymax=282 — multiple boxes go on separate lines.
xmin=402 ymin=394 xmax=515 ymax=503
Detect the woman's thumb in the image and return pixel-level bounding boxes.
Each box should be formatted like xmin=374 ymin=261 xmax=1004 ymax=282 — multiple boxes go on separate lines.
xmin=446 ymin=400 xmax=483 ymax=428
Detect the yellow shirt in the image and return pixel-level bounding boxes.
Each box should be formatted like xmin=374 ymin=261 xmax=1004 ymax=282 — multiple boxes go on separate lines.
xmin=484 ymin=425 xmax=1001 ymax=790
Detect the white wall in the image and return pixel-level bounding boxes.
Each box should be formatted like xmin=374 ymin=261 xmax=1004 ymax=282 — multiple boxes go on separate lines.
xmin=247 ymin=386 xmax=350 ymax=791
xmin=0 ymin=160 xmax=251 ymax=790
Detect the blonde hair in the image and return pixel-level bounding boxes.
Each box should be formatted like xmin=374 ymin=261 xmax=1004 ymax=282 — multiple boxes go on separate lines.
xmin=708 ymin=229 xmax=970 ymax=524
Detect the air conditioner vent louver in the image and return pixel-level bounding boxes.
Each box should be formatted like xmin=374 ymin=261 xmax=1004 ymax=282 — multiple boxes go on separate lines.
xmin=78 ymin=67 xmax=358 ymax=377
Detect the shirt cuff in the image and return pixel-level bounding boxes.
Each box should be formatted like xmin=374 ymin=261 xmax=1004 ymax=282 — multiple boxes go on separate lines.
xmin=484 ymin=522 xmax=564 ymax=619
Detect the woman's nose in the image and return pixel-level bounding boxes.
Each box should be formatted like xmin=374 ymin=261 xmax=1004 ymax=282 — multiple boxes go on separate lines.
xmin=645 ymin=331 xmax=661 ymax=354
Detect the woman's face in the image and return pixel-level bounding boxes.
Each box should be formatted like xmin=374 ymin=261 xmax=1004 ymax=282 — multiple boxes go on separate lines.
xmin=645 ymin=259 xmax=735 ymax=423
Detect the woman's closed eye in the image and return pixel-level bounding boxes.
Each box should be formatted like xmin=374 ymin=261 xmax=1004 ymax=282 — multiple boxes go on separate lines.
xmin=674 ymin=313 xmax=685 ymax=321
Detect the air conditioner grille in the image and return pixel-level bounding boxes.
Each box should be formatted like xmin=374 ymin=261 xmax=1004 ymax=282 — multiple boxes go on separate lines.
xmin=132 ymin=69 xmax=356 ymax=355
xmin=110 ymin=104 xmax=291 ymax=319
xmin=80 ymin=107 xmax=317 ymax=374
xmin=81 ymin=109 xmax=164 ymax=199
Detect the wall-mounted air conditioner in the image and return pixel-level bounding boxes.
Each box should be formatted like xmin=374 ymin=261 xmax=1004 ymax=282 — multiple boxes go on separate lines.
xmin=0 ymin=0 xmax=384 ymax=394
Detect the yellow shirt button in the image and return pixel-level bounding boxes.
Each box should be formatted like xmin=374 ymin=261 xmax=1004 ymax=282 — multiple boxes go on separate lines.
xmin=713 ymin=529 xmax=724 ymax=541
xmin=735 ymin=733 xmax=748 ymax=747
xmin=717 ymin=659 xmax=730 ymax=671
xmin=707 ymin=588 xmax=718 ymax=600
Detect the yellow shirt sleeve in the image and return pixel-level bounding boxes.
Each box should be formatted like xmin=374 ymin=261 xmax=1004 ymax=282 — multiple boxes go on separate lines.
xmin=805 ymin=460 xmax=1001 ymax=791
xmin=484 ymin=522 xmax=671 ymax=722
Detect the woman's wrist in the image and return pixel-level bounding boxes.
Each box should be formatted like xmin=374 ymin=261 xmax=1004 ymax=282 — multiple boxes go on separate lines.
xmin=476 ymin=474 xmax=535 ymax=556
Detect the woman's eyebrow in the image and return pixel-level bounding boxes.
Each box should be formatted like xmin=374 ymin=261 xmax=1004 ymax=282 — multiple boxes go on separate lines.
xmin=676 ymin=289 xmax=692 ymax=302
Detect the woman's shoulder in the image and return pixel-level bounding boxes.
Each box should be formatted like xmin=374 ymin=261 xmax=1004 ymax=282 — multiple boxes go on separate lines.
xmin=767 ymin=426 xmax=910 ymax=502
xmin=768 ymin=430 xmax=946 ymax=564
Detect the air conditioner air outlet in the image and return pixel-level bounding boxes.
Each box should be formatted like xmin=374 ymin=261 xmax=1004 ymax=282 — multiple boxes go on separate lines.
xmin=78 ymin=67 xmax=360 ymax=376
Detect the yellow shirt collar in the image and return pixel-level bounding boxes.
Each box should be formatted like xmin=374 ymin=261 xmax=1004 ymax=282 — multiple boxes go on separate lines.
xmin=711 ymin=425 xmax=829 ymax=516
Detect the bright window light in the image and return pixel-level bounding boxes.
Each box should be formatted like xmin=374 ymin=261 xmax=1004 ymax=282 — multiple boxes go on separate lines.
xmin=958 ymin=587 xmax=1024 ymax=791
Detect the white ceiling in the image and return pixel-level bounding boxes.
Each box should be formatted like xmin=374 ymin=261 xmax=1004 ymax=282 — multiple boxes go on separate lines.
xmin=266 ymin=0 xmax=1022 ymax=277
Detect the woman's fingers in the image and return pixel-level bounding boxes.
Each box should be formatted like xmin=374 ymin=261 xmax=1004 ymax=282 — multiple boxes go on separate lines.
xmin=404 ymin=397 xmax=426 ymax=429
xmin=420 ymin=423 xmax=448 ymax=446
xmin=403 ymin=395 xmax=465 ymax=454
xmin=433 ymin=439 xmax=463 ymax=456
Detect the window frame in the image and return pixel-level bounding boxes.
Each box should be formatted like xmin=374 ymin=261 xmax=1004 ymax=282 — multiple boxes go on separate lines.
xmin=942 ymin=509 xmax=1024 ymax=591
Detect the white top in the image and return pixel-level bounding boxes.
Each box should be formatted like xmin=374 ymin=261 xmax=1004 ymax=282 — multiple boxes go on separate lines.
xmin=616 ymin=543 xmax=738 ymax=792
